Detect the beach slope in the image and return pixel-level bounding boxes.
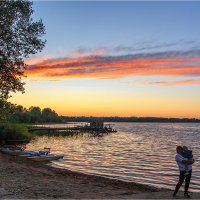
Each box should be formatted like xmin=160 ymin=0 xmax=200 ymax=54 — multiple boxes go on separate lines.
xmin=0 ymin=153 xmax=199 ymax=199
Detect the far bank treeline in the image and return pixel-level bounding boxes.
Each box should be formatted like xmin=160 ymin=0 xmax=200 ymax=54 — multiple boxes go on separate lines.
xmin=4 ymin=103 xmax=200 ymax=123
xmin=4 ymin=104 xmax=62 ymax=123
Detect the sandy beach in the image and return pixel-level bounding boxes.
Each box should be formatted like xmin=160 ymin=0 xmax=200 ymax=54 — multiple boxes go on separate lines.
xmin=0 ymin=153 xmax=200 ymax=199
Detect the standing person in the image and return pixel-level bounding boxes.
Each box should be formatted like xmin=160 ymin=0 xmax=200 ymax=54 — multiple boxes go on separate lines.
xmin=173 ymin=146 xmax=195 ymax=198
xmin=182 ymin=146 xmax=193 ymax=176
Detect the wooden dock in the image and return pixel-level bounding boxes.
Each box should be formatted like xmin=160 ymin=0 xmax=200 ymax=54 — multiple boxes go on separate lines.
xmin=28 ymin=127 xmax=117 ymax=133
xmin=28 ymin=125 xmax=117 ymax=133
xmin=28 ymin=121 xmax=117 ymax=134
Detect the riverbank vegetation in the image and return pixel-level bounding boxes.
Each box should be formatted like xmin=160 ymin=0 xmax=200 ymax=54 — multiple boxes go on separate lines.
xmin=7 ymin=104 xmax=62 ymax=123
xmin=0 ymin=1 xmax=46 ymax=143
xmin=0 ymin=103 xmax=64 ymax=143
xmin=0 ymin=122 xmax=32 ymax=144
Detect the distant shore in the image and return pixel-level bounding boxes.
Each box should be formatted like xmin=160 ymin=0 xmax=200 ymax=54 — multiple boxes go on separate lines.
xmin=61 ymin=116 xmax=200 ymax=123
xmin=1 ymin=153 xmax=200 ymax=199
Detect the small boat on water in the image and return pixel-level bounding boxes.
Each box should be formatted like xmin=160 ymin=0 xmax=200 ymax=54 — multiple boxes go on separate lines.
xmin=0 ymin=147 xmax=64 ymax=162
xmin=27 ymin=154 xmax=64 ymax=162
xmin=27 ymin=148 xmax=64 ymax=162
xmin=0 ymin=148 xmax=35 ymax=156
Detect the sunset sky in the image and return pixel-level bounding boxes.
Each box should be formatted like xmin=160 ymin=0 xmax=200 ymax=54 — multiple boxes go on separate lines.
xmin=10 ymin=1 xmax=200 ymax=118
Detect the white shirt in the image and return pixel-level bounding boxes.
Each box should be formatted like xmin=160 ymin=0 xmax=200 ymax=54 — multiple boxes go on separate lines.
xmin=175 ymin=154 xmax=192 ymax=171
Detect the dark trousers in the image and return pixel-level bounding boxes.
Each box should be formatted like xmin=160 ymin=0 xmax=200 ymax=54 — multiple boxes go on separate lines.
xmin=174 ymin=170 xmax=192 ymax=195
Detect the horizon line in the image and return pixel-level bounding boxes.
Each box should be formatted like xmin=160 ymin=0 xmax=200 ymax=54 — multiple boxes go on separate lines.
xmin=60 ymin=116 xmax=200 ymax=120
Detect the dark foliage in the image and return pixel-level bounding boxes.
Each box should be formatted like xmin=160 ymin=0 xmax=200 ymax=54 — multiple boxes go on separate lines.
xmin=8 ymin=104 xmax=62 ymax=123
xmin=0 ymin=0 xmax=46 ymax=100
xmin=61 ymin=116 xmax=200 ymax=123
xmin=0 ymin=122 xmax=31 ymax=141
xmin=0 ymin=99 xmax=15 ymax=121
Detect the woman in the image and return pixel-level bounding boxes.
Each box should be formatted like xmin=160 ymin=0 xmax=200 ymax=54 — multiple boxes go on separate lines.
xmin=173 ymin=146 xmax=195 ymax=198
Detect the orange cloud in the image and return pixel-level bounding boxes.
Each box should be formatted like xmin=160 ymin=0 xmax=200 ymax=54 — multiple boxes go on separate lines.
xmin=25 ymin=55 xmax=53 ymax=65
xmin=25 ymin=50 xmax=200 ymax=83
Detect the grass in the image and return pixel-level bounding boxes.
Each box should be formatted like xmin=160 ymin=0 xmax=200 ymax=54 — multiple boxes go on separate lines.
xmin=0 ymin=122 xmax=33 ymax=141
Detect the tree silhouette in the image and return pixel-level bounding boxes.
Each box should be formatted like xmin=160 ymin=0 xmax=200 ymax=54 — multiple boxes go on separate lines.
xmin=0 ymin=0 xmax=46 ymax=100
xmin=42 ymin=108 xmax=58 ymax=122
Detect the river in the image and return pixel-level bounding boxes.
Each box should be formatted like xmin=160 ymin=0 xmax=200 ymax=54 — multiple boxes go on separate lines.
xmin=26 ymin=122 xmax=200 ymax=192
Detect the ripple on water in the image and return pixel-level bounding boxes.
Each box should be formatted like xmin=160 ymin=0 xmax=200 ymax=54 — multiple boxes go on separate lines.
xmin=27 ymin=122 xmax=200 ymax=192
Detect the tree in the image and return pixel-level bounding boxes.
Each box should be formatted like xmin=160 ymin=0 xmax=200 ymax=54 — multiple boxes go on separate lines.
xmin=9 ymin=104 xmax=25 ymax=122
xmin=0 ymin=99 xmax=15 ymax=121
xmin=0 ymin=0 xmax=46 ymax=101
xmin=42 ymin=108 xmax=59 ymax=122
xmin=28 ymin=106 xmax=41 ymax=123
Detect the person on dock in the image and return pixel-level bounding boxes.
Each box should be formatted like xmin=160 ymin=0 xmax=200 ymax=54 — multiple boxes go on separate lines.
xmin=173 ymin=146 xmax=195 ymax=198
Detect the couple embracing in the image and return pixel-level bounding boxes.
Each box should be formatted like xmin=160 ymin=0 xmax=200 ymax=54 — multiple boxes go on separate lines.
xmin=173 ymin=145 xmax=195 ymax=198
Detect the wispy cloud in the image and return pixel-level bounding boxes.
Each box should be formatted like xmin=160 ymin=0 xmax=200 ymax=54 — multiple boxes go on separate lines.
xmin=25 ymin=48 xmax=200 ymax=84
xmin=25 ymin=55 xmax=53 ymax=65
xmin=71 ymin=40 xmax=199 ymax=55
xmin=104 ymin=42 xmax=179 ymax=53
xmin=70 ymin=49 xmax=106 ymax=57
xmin=144 ymin=79 xmax=200 ymax=86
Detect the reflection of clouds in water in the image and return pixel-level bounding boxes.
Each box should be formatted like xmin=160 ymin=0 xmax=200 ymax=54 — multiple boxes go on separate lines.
xmin=27 ymin=123 xmax=200 ymax=192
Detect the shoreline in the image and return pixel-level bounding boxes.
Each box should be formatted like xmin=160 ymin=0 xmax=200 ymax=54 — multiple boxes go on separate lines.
xmin=0 ymin=153 xmax=200 ymax=199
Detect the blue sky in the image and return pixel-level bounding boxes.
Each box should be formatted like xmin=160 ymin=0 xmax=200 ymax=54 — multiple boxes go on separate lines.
xmin=32 ymin=2 xmax=200 ymax=57
xmin=10 ymin=1 xmax=200 ymax=118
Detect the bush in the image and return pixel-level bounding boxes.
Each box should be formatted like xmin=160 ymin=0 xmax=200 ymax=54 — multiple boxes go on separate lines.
xmin=0 ymin=123 xmax=32 ymax=141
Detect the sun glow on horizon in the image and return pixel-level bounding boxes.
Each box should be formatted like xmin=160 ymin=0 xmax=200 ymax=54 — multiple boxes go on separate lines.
xmin=10 ymin=78 xmax=200 ymax=119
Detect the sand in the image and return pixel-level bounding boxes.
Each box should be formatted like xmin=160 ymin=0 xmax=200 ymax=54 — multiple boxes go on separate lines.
xmin=0 ymin=153 xmax=200 ymax=199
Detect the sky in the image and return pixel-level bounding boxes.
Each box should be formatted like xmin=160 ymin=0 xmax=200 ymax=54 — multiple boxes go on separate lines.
xmin=10 ymin=1 xmax=200 ymax=118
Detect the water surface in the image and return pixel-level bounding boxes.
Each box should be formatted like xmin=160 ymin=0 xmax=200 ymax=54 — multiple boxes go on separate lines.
xmin=27 ymin=123 xmax=200 ymax=192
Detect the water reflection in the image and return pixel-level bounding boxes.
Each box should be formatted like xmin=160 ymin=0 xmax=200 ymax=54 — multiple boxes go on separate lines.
xmin=27 ymin=123 xmax=200 ymax=192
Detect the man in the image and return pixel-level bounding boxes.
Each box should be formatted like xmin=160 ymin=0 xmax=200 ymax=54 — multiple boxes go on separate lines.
xmin=173 ymin=146 xmax=195 ymax=198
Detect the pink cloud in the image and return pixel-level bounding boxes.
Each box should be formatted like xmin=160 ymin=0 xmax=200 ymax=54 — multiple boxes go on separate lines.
xmin=145 ymin=79 xmax=200 ymax=86
xmin=24 ymin=49 xmax=200 ymax=85
xmin=25 ymin=55 xmax=53 ymax=65
xmin=70 ymin=49 xmax=106 ymax=57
